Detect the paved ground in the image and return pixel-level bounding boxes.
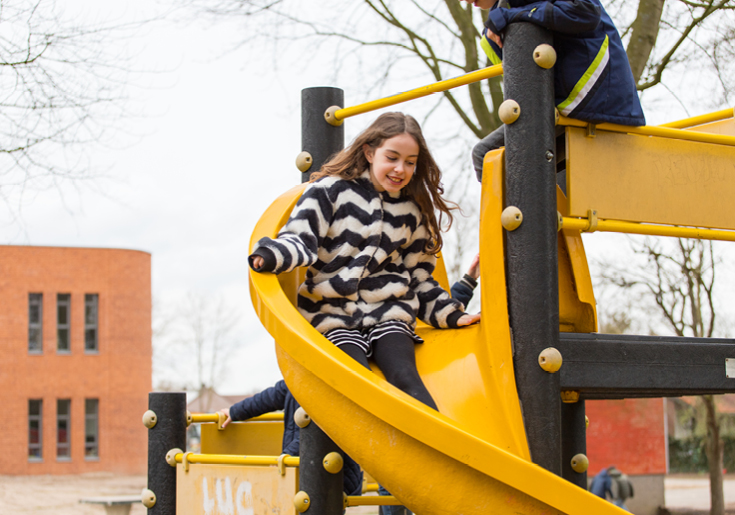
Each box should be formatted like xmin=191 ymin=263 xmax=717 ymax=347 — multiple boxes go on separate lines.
xmin=665 ymin=475 xmax=735 ymax=513
xmin=0 ymin=473 xmax=731 ymax=514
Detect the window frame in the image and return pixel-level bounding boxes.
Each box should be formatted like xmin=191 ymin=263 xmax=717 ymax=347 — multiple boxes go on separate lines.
xmin=85 ymin=398 xmax=99 ymax=460
xmin=84 ymin=294 xmax=99 ymax=353
xmin=56 ymin=294 xmax=71 ymax=353
xmin=28 ymin=293 xmax=43 ymax=354
xmin=56 ymin=399 xmax=71 ymax=461
xmin=28 ymin=399 xmax=43 ymax=462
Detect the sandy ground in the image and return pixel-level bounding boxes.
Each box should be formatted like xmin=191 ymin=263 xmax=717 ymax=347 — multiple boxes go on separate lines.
xmin=0 ymin=473 xmax=731 ymax=514
xmin=665 ymin=475 xmax=735 ymax=512
xmin=0 ymin=473 xmax=148 ymax=514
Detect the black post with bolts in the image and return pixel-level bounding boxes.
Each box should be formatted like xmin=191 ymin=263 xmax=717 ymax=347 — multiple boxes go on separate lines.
xmin=146 ymin=392 xmax=187 ymax=515
xmin=301 ymin=87 xmax=345 ymax=183
xmin=295 ymin=408 xmax=345 ymax=515
xmin=294 ymin=88 xmax=346 ymax=513
xmin=502 ymin=22 xmax=561 ymax=475
xmin=561 ymin=400 xmax=588 ymax=488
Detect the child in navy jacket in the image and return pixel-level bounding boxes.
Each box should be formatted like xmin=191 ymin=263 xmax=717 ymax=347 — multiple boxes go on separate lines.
xmin=462 ymin=0 xmax=646 ymax=179
xmin=220 ymin=380 xmax=363 ymax=496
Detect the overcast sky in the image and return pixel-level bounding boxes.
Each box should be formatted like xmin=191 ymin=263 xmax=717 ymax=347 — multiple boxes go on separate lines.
xmin=2 ymin=1 xmax=733 ymax=396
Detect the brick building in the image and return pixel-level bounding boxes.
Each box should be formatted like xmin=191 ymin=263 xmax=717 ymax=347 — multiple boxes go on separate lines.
xmin=0 ymin=245 xmax=151 ymax=475
xmin=587 ymin=398 xmax=668 ymax=514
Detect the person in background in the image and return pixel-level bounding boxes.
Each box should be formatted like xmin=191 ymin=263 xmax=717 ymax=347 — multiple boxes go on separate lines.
xmin=460 ymin=0 xmax=646 ymax=181
xmin=609 ymin=467 xmax=634 ymax=511
xmin=219 ymin=380 xmax=363 ymax=496
xmin=589 ymin=465 xmax=614 ymax=501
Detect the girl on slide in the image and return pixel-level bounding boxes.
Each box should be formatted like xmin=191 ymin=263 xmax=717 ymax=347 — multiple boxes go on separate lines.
xmin=249 ymin=112 xmax=480 ymax=410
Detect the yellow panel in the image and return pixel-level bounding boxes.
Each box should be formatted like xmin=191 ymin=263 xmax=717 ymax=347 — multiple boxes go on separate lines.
xmin=566 ymin=126 xmax=735 ymax=230
xmin=176 ymin=463 xmax=297 ymax=515
xmin=557 ymin=186 xmax=597 ymax=333
xmin=687 ymin=117 xmax=735 ymax=136
xmin=246 ymin=157 xmax=623 ymax=514
xmin=201 ymin=421 xmax=284 ymax=456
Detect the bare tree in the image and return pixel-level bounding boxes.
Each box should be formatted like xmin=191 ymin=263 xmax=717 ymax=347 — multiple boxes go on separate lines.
xmin=179 ymin=0 xmax=735 ymax=282
xmin=600 ymin=237 xmax=725 ymax=515
xmin=154 ymin=292 xmax=241 ymax=411
xmin=182 ymin=0 xmax=735 ymax=117
xmin=614 ymin=0 xmax=735 ymax=98
xmin=0 ymin=0 xmax=156 ymax=222
xmin=176 ymin=292 xmax=240 ymax=412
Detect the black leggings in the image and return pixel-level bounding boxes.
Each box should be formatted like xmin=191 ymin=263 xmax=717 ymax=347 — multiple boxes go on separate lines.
xmin=339 ymin=333 xmax=438 ymax=411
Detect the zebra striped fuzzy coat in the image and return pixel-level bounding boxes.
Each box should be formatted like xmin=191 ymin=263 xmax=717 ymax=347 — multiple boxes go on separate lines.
xmin=250 ymin=170 xmax=466 ymax=334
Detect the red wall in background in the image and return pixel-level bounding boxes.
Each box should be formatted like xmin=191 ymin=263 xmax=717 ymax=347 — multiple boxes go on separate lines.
xmin=586 ymin=398 xmax=667 ymax=476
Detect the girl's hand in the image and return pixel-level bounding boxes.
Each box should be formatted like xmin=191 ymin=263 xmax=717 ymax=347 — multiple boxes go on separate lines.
xmin=457 ymin=313 xmax=481 ymax=326
xmin=251 ymin=256 xmax=264 ymax=270
xmin=218 ymin=408 xmax=232 ymax=428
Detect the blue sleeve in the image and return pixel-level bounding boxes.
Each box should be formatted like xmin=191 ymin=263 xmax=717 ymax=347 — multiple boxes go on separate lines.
xmin=486 ymin=0 xmax=601 ymax=35
xmin=450 ymin=275 xmax=477 ymax=309
xmin=229 ymin=381 xmax=289 ymax=421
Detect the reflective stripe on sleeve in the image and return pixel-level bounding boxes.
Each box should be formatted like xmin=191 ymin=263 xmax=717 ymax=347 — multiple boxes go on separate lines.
xmin=557 ymin=35 xmax=610 ymax=116
xmin=480 ymin=36 xmax=503 ymax=66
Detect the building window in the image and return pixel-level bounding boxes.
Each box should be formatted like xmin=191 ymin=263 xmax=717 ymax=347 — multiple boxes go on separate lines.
xmin=57 ymin=399 xmax=71 ymax=460
xmin=28 ymin=293 xmax=43 ymax=353
xmin=29 ymin=400 xmax=42 ymax=461
xmin=85 ymin=294 xmax=98 ymax=352
xmin=57 ymin=294 xmax=70 ymax=352
xmin=85 ymin=399 xmax=99 ymax=459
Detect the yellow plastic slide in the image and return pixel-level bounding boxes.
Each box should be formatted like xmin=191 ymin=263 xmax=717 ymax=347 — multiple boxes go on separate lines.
xmin=248 ymin=150 xmax=624 ymax=514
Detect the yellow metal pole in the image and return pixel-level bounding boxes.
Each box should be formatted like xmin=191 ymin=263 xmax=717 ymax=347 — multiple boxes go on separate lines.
xmin=559 ymin=216 xmax=735 ymax=242
xmin=557 ymin=115 xmax=735 ymax=147
xmin=173 ymin=452 xmax=300 ymax=468
xmin=331 ymin=64 xmax=503 ymax=122
xmin=660 ymin=107 xmax=735 ymax=129
xmin=345 ymin=496 xmax=401 ymax=507
xmin=190 ymin=412 xmax=284 ymax=424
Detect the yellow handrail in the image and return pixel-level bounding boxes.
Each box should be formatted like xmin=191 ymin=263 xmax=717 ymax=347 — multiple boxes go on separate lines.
xmin=346 ymin=496 xmax=401 ymax=507
xmin=559 ymin=215 xmax=735 ymax=242
xmin=660 ymin=107 xmax=734 ymax=129
xmin=173 ymin=452 xmax=300 ymax=468
xmin=362 ymin=483 xmax=380 ymax=493
xmin=557 ymin=115 xmax=735 ymax=147
xmin=190 ymin=412 xmax=284 ymax=424
xmin=331 ymin=64 xmax=503 ymax=123
xmin=171 ymin=452 xmax=399 ymax=506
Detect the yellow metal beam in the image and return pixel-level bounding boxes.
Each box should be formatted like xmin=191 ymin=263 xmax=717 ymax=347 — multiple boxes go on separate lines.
xmin=191 ymin=412 xmax=284 ymax=424
xmin=346 ymin=496 xmax=401 ymax=507
xmin=558 ymin=115 xmax=735 ymax=147
xmin=173 ymin=452 xmax=300 ymax=468
xmin=332 ymin=64 xmax=503 ymax=122
xmin=661 ymin=107 xmax=734 ymax=129
xmin=559 ymin=215 xmax=735 ymax=242
xmin=362 ymin=483 xmax=380 ymax=493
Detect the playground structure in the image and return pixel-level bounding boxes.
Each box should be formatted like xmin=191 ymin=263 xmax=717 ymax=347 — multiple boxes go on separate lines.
xmin=142 ymin=22 xmax=735 ymax=515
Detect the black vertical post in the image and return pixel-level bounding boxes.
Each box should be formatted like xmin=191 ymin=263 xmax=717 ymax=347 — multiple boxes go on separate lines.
xmin=561 ymin=400 xmax=588 ymax=488
xmin=502 ymin=22 xmax=561 ymax=474
xmin=301 ymin=87 xmax=345 ymax=183
xmin=147 ymin=392 xmax=187 ymax=515
xmin=296 ymin=88 xmax=345 ymax=513
xmin=299 ymin=419 xmax=345 ymax=515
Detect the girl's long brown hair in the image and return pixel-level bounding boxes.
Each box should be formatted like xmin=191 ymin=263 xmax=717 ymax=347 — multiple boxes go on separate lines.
xmin=310 ymin=112 xmax=457 ymax=255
